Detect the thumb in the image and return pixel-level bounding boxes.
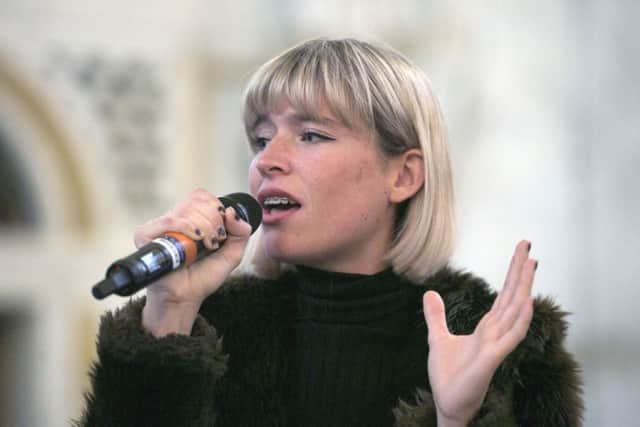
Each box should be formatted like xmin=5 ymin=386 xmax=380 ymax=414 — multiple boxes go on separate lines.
xmin=423 ymin=291 xmax=449 ymax=343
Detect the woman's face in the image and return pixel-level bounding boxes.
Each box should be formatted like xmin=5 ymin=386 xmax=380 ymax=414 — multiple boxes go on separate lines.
xmin=248 ymin=101 xmax=399 ymax=274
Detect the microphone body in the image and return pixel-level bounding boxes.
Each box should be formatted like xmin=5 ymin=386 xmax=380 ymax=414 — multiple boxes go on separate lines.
xmin=92 ymin=193 xmax=261 ymax=299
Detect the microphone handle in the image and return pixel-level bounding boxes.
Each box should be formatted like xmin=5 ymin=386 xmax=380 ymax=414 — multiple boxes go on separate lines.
xmin=91 ymin=232 xmax=211 ymax=299
xmin=91 ymin=192 xmax=261 ymax=300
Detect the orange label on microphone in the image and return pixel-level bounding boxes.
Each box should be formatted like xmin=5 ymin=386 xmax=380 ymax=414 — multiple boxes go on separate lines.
xmin=164 ymin=232 xmax=198 ymax=266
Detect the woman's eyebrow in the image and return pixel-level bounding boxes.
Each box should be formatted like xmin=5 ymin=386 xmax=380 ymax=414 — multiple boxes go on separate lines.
xmin=250 ymin=112 xmax=339 ymax=133
xmin=288 ymin=113 xmax=337 ymax=127
xmin=250 ymin=115 xmax=272 ymax=132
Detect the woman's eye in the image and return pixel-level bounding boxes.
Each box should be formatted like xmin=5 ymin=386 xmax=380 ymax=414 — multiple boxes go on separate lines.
xmin=252 ymin=137 xmax=269 ymax=151
xmin=301 ymin=131 xmax=334 ymax=143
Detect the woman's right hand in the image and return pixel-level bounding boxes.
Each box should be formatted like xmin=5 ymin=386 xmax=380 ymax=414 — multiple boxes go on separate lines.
xmin=137 ymin=188 xmax=253 ymax=337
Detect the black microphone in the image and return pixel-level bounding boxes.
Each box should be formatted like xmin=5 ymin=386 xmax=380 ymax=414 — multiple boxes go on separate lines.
xmin=91 ymin=192 xmax=262 ymax=300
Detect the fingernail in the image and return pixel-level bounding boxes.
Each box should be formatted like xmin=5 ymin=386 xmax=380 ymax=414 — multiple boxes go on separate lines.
xmin=217 ymin=226 xmax=226 ymax=238
xmin=195 ymin=228 xmax=202 ymax=237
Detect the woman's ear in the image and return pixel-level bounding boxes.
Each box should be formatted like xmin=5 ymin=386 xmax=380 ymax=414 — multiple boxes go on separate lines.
xmin=388 ymin=148 xmax=425 ymax=203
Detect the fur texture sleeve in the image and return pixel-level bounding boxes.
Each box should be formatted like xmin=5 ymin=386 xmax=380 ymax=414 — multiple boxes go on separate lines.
xmin=393 ymin=389 xmax=437 ymax=427
xmin=508 ymin=296 xmax=584 ymax=426
xmin=392 ymin=387 xmax=518 ymax=427
xmin=75 ymin=297 xmax=227 ymax=427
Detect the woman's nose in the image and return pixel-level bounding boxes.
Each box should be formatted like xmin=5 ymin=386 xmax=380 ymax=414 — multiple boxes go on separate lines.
xmin=255 ymin=136 xmax=292 ymax=176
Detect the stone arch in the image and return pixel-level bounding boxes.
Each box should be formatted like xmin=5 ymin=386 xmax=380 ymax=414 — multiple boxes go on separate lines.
xmin=0 ymin=53 xmax=94 ymax=234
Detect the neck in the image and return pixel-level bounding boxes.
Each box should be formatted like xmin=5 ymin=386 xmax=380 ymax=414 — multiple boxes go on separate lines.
xmin=299 ymin=211 xmax=396 ymax=275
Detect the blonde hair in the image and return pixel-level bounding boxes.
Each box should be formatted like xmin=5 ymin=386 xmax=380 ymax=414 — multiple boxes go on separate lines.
xmin=239 ymin=37 xmax=455 ymax=283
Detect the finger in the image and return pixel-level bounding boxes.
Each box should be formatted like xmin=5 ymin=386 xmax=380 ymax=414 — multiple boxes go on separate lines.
xmin=189 ymin=188 xmax=227 ymax=220
xmin=172 ymin=195 xmax=226 ymax=250
xmin=512 ymin=296 xmax=534 ymax=342
xmin=495 ymin=296 xmax=534 ymax=356
xmin=196 ymin=200 xmax=228 ymax=247
xmin=514 ymin=258 xmax=537 ymax=305
xmin=496 ymin=258 xmax=537 ymax=336
xmin=423 ymin=291 xmax=450 ymax=344
xmin=173 ymin=188 xmax=224 ymax=219
xmin=189 ymin=199 xmax=227 ymax=246
xmin=493 ymin=240 xmax=531 ymax=312
xmin=188 ymin=207 xmax=220 ymax=250
xmin=189 ymin=187 xmax=218 ymax=204
xmin=223 ymin=206 xmax=252 ymax=238
xmin=192 ymin=195 xmax=225 ymax=224
xmin=133 ymin=215 xmax=200 ymax=248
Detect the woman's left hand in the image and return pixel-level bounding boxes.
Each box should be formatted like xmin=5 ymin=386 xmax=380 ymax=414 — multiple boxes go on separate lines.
xmin=422 ymin=240 xmax=537 ymax=427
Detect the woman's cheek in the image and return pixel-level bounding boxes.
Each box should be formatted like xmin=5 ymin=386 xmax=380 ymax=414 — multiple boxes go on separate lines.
xmin=248 ymin=163 xmax=260 ymax=195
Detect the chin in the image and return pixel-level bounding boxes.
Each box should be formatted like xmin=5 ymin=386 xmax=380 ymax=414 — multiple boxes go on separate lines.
xmin=263 ymin=238 xmax=313 ymax=266
xmin=263 ymin=237 xmax=295 ymax=263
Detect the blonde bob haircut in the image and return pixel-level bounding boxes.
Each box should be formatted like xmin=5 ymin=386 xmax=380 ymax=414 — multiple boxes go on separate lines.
xmin=239 ymin=37 xmax=455 ymax=283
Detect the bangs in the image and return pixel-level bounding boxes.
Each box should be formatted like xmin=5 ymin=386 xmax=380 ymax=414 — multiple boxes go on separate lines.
xmin=243 ymin=39 xmax=374 ymax=136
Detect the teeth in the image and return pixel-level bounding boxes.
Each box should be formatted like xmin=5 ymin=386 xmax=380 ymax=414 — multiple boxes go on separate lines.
xmin=264 ymin=196 xmax=297 ymax=207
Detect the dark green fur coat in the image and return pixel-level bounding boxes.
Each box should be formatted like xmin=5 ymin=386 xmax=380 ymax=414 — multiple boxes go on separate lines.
xmin=77 ymin=267 xmax=583 ymax=426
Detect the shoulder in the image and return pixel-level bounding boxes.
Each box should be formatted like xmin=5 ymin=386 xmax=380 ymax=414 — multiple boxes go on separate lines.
xmin=508 ymin=297 xmax=584 ymax=425
xmin=411 ymin=266 xmax=497 ymax=335
xmin=413 ymin=266 xmax=575 ymax=344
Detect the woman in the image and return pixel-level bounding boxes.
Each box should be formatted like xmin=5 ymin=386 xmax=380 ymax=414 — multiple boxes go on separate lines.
xmin=78 ymin=38 xmax=583 ymax=426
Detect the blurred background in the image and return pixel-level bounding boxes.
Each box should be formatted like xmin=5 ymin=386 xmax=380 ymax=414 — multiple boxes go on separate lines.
xmin=0 ymin=1 xmax=638 ymax=425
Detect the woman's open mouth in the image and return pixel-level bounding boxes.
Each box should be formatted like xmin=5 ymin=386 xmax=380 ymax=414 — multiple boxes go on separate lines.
xmin=261 ymin=195 xmax=301 ymax=224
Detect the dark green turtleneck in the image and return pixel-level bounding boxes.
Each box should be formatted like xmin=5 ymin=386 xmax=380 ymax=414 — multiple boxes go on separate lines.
xmin=287 ymin=266 xmax=416 ymax=427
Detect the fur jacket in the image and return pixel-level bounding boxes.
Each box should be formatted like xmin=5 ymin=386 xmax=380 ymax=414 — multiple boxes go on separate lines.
xmin=76 ymin=267 xmax=583 ymax=426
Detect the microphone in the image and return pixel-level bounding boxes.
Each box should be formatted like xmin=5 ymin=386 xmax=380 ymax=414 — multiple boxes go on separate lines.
xmin=91 ymin=192 xmax=262 ymax=299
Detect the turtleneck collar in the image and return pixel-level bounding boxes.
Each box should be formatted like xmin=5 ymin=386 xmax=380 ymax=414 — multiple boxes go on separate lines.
xmin=293 ymin=265 xmax=411 ymax=324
